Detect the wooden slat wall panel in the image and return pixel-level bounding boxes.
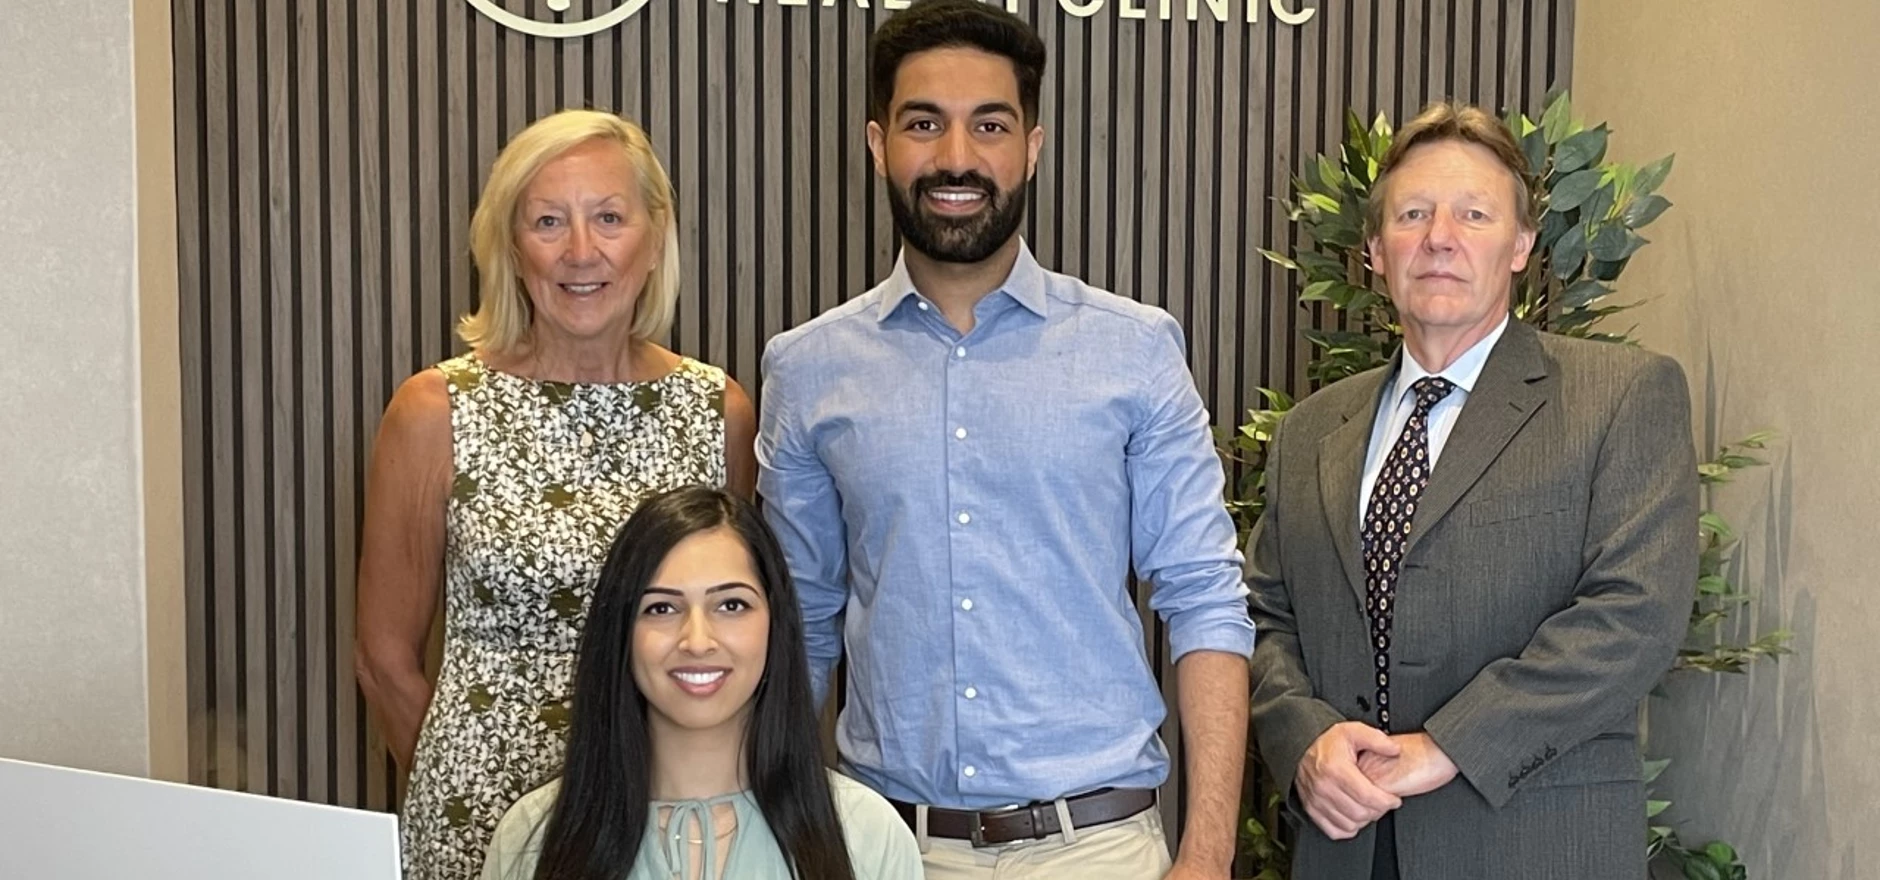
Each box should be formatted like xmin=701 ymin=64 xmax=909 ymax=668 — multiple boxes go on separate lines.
xmin=175 ymin=0 xmax=1574 ymax=814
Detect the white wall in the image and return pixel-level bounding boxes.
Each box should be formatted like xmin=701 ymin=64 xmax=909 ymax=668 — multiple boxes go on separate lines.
xmin=0 ymin=0 xmax=183 ymax=779
xmin=1575 ymin=1 xmax=1880 ymax=875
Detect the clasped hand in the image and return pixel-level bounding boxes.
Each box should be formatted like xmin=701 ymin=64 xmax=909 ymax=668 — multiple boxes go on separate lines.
xmin=1294 ymin=722 xmax=1458 ymax=840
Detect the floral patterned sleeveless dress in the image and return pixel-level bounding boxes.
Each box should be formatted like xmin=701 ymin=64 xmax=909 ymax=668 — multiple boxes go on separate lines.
xmin=399 ymin=352 xmax=728 ymax=880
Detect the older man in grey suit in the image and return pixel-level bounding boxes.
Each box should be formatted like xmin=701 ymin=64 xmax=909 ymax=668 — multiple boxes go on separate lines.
xmin=1246 ymin=101 xmax=1698 ymax=880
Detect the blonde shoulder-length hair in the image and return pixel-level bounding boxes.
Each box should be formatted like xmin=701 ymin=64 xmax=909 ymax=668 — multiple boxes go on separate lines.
xmin=459 ymin=109 xmax=681 ymax=355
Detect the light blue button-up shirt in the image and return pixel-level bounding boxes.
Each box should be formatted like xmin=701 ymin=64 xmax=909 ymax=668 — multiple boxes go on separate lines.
xmin=1359 ymin=316 xmax=1510 ymax=521
xmin=756 ymin=242 xmax=1254 ymax=809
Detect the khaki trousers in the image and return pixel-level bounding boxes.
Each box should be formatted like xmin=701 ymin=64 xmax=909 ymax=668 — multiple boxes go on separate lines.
xmin=915 ymin=804 xmax=1173 ymax=880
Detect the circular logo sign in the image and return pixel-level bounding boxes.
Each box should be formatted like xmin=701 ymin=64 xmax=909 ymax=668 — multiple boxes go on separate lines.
xmin=464 ymin=0 xmax=655 ymax=39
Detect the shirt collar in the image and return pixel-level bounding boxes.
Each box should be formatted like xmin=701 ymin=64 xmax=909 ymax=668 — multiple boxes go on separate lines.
xmin=1390 ymin=314 xmax=1510 ymax=404
xmin=874 ymin=239 xmax=1049 ymax=323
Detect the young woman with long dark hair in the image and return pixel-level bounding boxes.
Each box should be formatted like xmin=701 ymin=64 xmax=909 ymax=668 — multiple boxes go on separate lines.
xmin=479 ymin=487 xmax=920 ymax=880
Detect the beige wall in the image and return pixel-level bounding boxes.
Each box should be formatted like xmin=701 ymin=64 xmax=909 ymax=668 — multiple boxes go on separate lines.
xmin=1576 ymin=1 xmax=1879 ymax=875
xmin=0 ymin=0 xmax=183 ymax=779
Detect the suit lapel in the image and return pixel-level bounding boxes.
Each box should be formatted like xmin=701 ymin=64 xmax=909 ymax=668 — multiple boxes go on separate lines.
xmin=1319 ymin=368 xmax=1392 ymax=611
xmin=1404 ymin=321 xmax=1553 ymax=558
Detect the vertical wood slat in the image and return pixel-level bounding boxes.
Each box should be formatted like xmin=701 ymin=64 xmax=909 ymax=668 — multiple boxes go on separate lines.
xmin=1029 ymin=9 xmax=1057 ymax=273
xmin=178 ymin=0 xmax=1575 ymax=815
xmin=323 ymin=0 xmax=360 ymax=810
xmin=291 ymin=0 xmax=331 ymax=807
xmin=172 ymin=0 xmax=211 ymax=796
xmin=758 ymin=6 xmax=786 ymax=364
xmin=1453 ymin=0 xmax=1476 ymax=103
xmin=200 ymin=0 xmax=236 ymax=793
xmin=263 ymin=0 xmax=297 ymax=799
xmin=235 ymin=0 xmax=268 ymax=800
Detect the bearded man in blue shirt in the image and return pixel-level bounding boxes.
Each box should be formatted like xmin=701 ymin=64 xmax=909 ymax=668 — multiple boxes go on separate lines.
xmin=755 ymin=2 xmax=1254 ymax=878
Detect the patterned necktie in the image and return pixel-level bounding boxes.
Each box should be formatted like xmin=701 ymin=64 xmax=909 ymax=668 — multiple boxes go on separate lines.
xmin=1360 ymin=376 xmax=1456 ymax=729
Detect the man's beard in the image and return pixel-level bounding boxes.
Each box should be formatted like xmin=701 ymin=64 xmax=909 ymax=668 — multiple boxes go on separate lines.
xmin=885 ymin=171 xmax=1028 ymax=264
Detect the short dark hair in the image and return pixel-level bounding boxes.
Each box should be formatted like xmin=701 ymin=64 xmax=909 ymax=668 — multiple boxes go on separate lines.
xmin=868 ymin=0 xmax=1047 ymax=125
xmin=1366 ymin=101 xmax=1537 ymax=237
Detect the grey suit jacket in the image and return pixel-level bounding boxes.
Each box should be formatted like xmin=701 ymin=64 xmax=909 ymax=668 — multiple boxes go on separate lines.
xmin=1246 ymin=321 xmax=1698 ymax=880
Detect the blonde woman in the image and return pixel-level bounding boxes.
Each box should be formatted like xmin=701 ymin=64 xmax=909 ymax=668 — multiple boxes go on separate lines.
xmin=355 ymin=109 xmax=755 ymax=880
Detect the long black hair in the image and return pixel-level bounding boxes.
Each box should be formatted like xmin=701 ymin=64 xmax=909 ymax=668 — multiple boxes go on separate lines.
xmin=529 ymin=486 xmax=856 ymax=880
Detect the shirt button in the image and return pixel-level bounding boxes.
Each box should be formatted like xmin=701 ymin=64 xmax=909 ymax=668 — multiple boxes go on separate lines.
xmin=956 ymin=511 xmax=971 ymax=525
xmin=954 ymin=427 xmax=968 ymax=440
xmin=954 ymin=346 xmax=967 ymax=358
xmin=916 ymin=301 xmax=930 ymax=311
xmin=964 ymin=687 xmax=978 ymax=699
xmin=960 ymin=598 xmax=974 ymax=611
xmin=963 ymin=766 xmax=977 ymax=778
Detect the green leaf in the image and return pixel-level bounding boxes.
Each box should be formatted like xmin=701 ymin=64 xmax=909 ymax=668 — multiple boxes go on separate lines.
xmin=1296 ymin=250 xmax=1350 ymax=281
xmin=1684 ymin=860 xmax=1726 ymax=880
xmin=1554 ymin=127 xmax=1609 ymax=174
xmin=1339 ymin=185 xmax=1368 ymax=223
xmin=1732 ymin=430 xmax=1777 ymax=449
xmin=1562 ymin=279 xmax=1609 ymax=308
xmin=1698 ymin=512 xmax=1737 ymax=542
xmin=1697 ymin=574 xmax=1730 ymax=595
xmin=1586 ymin=227 xmax=1648 ymax=265
xmin=1258 ymin=248 xmax=1299 ymax=271
xmin=1550 ymin=220 xmax=1589 ymax=279
xmin=1542 ymin=83 xmax=1569 ymax=114
xmin=1587 ymin=224 xmax=1629 ymax=261
xmin=1345 ymin=108 xmax=1368 ymax=152
xmin=1605 ymin=231 xmax=1649 ymax=262
xmin=1343 ymin=144 xmax=1373 ymax=188
xmin=1302 ymin=280 xmax=1338 ymax=302
xmin=1318 ymin=154 xmax=1347 ymax=193
xmin=1325 ymin=283 xmax=1368 ymax=309
xmin=1336 ymin=285 xmax=1388 ymax=312
xmin=1703 ymin=842 xmax=1739 ymax=865
xmin=1625 ymin=193 xmax=1673 ymax=228
xmin=1316 ymin=222 xmax=1364 ymax=249
xmin=1522 ymin=129 xmax=1549 ymax=178
xmin=1635 ymin=153 xmax=1676 ymax=196
xmin=1256 ymin=387 xmax=1295 ymax=409
xmin=1649 ymin=825 xmax=1676 ymax=858
xmin=1541 ymin=92 xmax=1573 ymax=144
xmin=1302 ymin=192 xmax=1341 ymax=215
xmin=1537 ymin=207 xmax=1575 ymax=253
xmin=1554 ymin=302 xmax=1631 ymax=330
xmin=1588 ymin=257 xmax=1629 ymax=282
xmin=1583 ymin=181 xmax=1618 ymax=224
xmin=1647 ymin=799 xmax=1671 ymax=818
xmin=1550 ymin=169 xmax=1602 ymax=212
xmin=1502 ymin=106 xmax=1525 ymax=137
xmin=1643 ymin=757 xmax=1672 ymax=783
xmin=1295 ymin=166 xmax=1320 ymax=198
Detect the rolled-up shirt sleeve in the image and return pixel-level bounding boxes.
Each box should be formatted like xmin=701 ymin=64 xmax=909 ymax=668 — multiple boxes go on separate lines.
xmin=756 ymin=342 xmax=850 ymax=709
xmin=1127 ymin=314 xmax=1256 ymax=661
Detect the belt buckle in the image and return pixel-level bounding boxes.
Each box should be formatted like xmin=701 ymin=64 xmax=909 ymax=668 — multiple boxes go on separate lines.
xmin=968 ymin=803 xmax=1023 ymax=849
xmin=968 ymin=817 xmax=993 ymax=849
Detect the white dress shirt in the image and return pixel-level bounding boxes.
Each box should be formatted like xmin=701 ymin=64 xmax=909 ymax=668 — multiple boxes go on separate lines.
xmin=1359 ymin=316 xmax=1511 ymax=521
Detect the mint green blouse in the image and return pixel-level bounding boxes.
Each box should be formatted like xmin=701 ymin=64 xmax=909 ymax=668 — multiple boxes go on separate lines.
xmin=479 ymin=771 xmax=922 ymax=880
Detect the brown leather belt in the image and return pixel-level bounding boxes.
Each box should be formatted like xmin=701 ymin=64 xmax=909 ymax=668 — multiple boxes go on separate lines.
xmin=890 ymin=787 xmax=1156 ymax=847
